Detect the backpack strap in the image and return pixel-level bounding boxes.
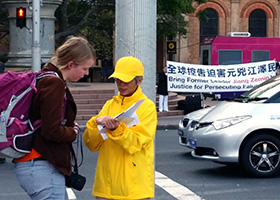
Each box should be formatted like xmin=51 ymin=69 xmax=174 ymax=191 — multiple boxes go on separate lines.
xmin=36 ymin=71 xmax=59 ymax=79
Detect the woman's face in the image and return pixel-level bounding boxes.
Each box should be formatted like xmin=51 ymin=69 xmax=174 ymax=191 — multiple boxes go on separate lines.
xmin=67 ymin=58 xmax=95 ymax=82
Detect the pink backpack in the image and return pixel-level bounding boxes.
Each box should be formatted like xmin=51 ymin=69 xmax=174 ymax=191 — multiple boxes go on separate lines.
xmin=0 ymin=71 xmax=58 ymax=158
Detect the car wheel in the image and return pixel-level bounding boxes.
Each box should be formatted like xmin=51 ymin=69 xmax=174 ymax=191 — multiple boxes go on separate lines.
xmin=241 ymin=134 xmax=280 ymax=177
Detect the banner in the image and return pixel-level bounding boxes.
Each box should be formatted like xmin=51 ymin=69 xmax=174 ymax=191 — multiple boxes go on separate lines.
xmin=167 ymin=60 xmax=276 ymax=93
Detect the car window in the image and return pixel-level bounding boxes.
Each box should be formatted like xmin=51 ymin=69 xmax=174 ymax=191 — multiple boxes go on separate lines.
xmin=265 ymin=92 xmax=280 ymax=103
xmin=240 ymin=75 xmax=280 ymax=99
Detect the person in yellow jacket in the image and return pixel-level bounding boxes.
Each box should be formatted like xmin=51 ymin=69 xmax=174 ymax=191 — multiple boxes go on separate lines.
xmin=83 ymin=56 xmax=157 ymax=200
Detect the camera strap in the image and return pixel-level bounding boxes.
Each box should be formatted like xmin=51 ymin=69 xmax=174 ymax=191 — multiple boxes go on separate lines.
xmin=70 ymin=145 xmax=79 ymax=174
xmin=70 ymin=126 xmax=84 ymax=173
xmin=71 ymin=125 xmax=84 ymax=167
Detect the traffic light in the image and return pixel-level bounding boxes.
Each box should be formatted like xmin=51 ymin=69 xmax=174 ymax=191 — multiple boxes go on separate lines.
xmin=16 ymin=7 xmax=26 ymax=29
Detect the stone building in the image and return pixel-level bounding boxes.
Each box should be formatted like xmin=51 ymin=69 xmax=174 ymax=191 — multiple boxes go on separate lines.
xmin=157 ymin=0 xmax=280 ymax=70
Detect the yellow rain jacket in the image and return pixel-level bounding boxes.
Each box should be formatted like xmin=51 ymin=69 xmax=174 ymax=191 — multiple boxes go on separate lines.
xmin=83 ymin=86 xmax=157 ymax=199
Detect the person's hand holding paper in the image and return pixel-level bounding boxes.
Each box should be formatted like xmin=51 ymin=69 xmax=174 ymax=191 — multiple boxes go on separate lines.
xmin=96 ymin=116 xmax=120 ymax=130
xmin=97 ymin=99 xmax=145 ymax=140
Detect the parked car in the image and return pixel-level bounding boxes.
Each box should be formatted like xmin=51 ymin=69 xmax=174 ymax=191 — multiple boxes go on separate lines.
xmin=178 ymin=75 xmax=280 ymax=177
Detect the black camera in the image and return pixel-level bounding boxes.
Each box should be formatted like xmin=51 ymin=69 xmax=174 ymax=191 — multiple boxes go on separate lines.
xmin=65 ymin=172 xmax=86 ymax=191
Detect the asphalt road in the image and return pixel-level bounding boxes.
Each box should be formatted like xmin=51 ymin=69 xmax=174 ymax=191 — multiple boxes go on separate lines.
xmin=2 ymin=129 xmax=280 ymax=200
xmin=155 ymin=130 xmax=280 ymax=200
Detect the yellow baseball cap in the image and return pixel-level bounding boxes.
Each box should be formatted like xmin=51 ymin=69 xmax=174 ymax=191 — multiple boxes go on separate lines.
xmin=109 ymin=56 xmax=144 ymax=82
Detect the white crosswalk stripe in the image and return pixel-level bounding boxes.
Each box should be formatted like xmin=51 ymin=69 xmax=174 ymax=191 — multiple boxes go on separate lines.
xmin=66 ymin=188 xmax=77 ymax=200
xmin=155 ymin=171 xmax=202 ymax=200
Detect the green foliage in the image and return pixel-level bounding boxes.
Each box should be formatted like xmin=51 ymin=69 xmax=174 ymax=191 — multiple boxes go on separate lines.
xmin=158 ymin=0 xmax=195 ymax=15
xmin=157 ymin=0 xmax=207 ymax=39
xmin=55 ymin=0 xmax=115 ymax=59
xmin=198 ymin=9 xmax=208 ymax=22
xmin=79 ymin=8 xmax=114 ymax=60
xmin=67 ymin=1 xmax=94 ymax=25
xmin=58 ymin=0 xmax=206 ymax=57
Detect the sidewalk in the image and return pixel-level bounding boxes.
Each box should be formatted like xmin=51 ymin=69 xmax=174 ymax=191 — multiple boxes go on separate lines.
xmin=155 ymin=96 xmax=220 ymax=129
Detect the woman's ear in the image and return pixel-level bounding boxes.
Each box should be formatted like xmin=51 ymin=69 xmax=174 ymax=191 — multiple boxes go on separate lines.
xmin=67 ymin=61 xmax=74 ymax=69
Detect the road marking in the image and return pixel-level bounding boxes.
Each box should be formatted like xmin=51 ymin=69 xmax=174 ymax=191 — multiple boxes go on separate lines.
xmin=155 ymin=171 xmax=202 ymax=200
xmin=66 ymin=188 xmax=76 ymax=200
xmin=66 ymin=171 xmax=201 ymax=200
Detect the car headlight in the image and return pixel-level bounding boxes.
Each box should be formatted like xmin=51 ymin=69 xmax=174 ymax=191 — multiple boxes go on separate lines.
xmin=179 ymin=118 xmax=189 ymax=128
xmin=212 ymin=115 xmax=252 ymax=130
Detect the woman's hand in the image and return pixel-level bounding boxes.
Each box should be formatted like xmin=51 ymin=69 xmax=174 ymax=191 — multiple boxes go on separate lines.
xmin=73 ymin=122 xmax=80 ymax=135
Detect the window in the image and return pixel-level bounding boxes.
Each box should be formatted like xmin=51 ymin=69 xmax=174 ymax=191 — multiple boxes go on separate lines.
xmin=218 ymin=50 xmax=242 ymax=65
xmin=200 ymin=8 xmax=218 ymax=43
xmin=249 ymin=9 xmax=267 ymax=37
xmin=251 ymin=50 xmax=270 ymax=62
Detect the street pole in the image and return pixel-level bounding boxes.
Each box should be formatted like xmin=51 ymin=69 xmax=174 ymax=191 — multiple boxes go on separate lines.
xmin=31 ymin=0 xmax=41 ymax=72
xmin=115 ymin=0 xmax=157 ymax=102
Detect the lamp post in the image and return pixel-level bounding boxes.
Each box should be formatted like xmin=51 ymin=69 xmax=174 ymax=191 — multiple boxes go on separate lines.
xmin=32 ymin=0 xmax=41 ymax=72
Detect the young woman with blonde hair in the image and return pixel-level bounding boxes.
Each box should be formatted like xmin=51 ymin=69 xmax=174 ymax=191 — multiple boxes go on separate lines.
xmin=14 ymin=37 xmax=96 ymax=199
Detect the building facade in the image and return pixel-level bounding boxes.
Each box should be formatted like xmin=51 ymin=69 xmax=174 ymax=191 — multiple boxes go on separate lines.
xmin=162 ymin=0 xmax=280 ymax=68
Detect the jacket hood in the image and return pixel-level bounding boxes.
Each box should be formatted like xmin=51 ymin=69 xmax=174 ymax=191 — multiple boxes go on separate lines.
xmin=42 ymin=63 xmax=64 ymax=81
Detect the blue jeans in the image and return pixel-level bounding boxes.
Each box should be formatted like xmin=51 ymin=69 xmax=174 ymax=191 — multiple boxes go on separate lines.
xmin=15 ymin=160 xmax=68 ymax=200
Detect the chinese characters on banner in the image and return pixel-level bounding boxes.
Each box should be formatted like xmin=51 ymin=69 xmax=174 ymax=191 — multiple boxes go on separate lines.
xmin=167 ymin=60 xmax=276 ymax=93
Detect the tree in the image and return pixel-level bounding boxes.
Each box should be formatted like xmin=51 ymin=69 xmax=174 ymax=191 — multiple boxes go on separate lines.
xmin=55 ymin=0 xmax=115 ymax=59
xmin=56 ymin=0 xmax=206 ymax=59
xmin=0 ymin=0 xmax=206 ymax=60
xmin=157 ymin=0 xmax=207 ymax=39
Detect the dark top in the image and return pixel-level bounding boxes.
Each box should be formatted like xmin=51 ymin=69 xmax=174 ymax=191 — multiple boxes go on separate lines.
xmin=157 ymin=72 xmax=168 ymax=95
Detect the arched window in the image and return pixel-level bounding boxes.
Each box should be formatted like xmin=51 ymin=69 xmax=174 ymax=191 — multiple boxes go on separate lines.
xmin=249 ymin=9 xmax=267 ymax=37
xmin=200 ymin=8 xmax=218 ymax=43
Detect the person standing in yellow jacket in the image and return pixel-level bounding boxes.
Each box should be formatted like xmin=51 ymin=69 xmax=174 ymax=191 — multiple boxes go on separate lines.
xmin=83 ymin=56 xmax=157 ymax=200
